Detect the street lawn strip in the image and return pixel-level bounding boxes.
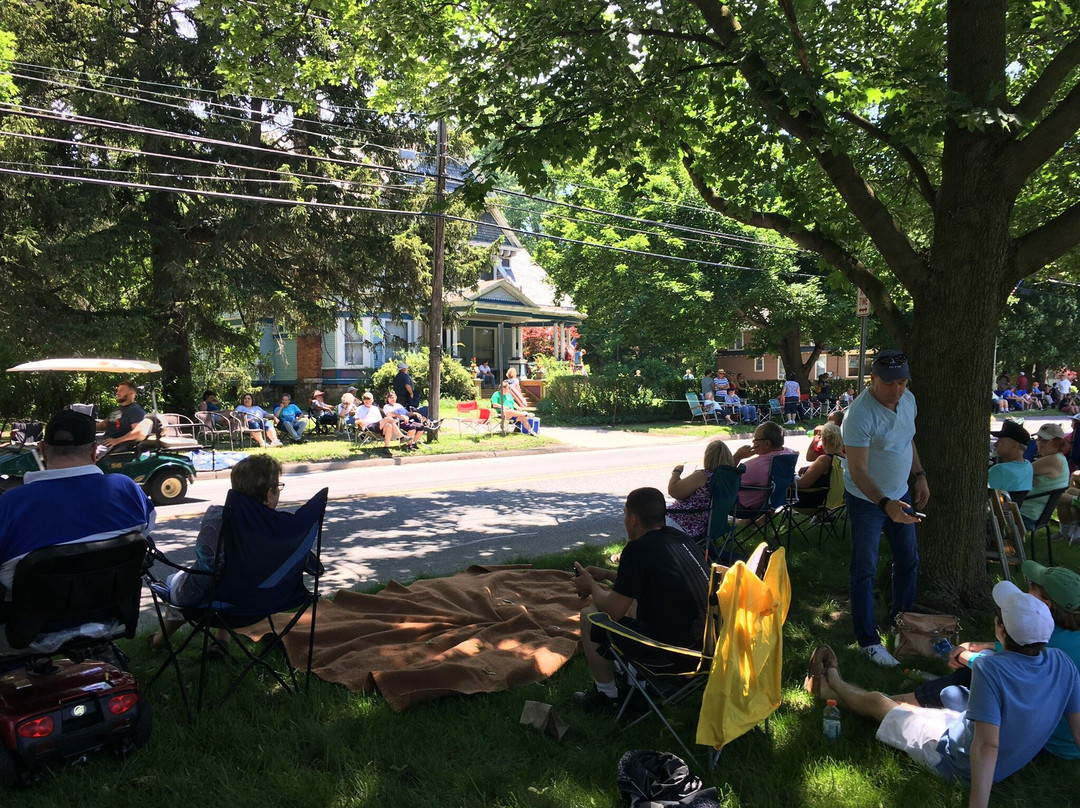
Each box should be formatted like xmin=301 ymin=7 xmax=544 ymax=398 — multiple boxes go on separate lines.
xmin=614 ymin=419 xmax=825 ymax=438
xmin=7 ymin=532 xmax=1080 ymax=806
xmin=228 ymin=426 xmax=557 ymax=464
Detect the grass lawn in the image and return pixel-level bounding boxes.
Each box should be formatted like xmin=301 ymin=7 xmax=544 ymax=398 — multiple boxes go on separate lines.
xmin=220 ymin=420 xmax=557 ymax=464
xmin=7 ymin=527 xmax=1080 ymax=805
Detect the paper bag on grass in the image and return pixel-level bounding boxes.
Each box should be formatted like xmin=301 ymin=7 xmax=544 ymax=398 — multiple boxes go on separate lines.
xmin=519 ymin=700 xmax=568 ymax=741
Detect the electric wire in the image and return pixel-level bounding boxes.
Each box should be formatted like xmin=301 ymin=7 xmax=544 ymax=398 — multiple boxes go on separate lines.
xmin=0 ymin=164 xmax=816 ymax=277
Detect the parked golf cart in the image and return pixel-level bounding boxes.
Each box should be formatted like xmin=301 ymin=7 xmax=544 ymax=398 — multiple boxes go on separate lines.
xmin=0 ymin=358 xmax=197 ymax=506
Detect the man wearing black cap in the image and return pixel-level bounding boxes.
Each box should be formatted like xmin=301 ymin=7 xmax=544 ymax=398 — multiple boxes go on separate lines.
xmin=0 ymin=410 xmax=155 ymax=596
xmin=393 ymin=361 xmax=427 ymax=418
xmin=988 ymin=420 xmax=1034 ymax=495
xmin=841 ymin=349 xmax=929 ymax=667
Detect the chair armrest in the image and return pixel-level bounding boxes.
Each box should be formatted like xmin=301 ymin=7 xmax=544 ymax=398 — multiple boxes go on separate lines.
xmin=588 ymin=611 xmax=703 ymax=660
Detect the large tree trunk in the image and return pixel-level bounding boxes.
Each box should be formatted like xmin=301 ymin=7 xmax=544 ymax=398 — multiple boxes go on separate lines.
xmin=148 ymin=190 xmax=195 ymax=412
xmin=775 ymin=326 xmax=821 ymax=393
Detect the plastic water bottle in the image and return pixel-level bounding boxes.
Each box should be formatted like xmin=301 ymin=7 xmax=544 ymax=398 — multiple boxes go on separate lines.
xmin=933 ymin=638 xmax=953 ymax=658
xmin=823 ymin=699 xmax=841 ymax=742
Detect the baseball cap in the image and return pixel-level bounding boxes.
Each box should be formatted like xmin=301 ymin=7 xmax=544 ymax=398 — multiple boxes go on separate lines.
xmin=993 ymin=580 xmax=1054 ymax=645
xmin=1022 ymin=561 xmax=1080 ymax=614
xmin=1036 ymin=423 xmax=1066 ymax=440
xmin=871 ymin=349 xmax=911 ymax=382
xmin=397 ymin=362 xmax=408 ymax=370
xmin=991 ymin=420 xmax=1030 ymax=445
xmin=45 ymin=410 xmax=97 ymax=447
xmin=312 ymin=390 xmax=325 ymax=397
xmin=1071 ymin=413 xmax=1080 ymax=422
xmin=347 ymin=386 xmax=357 ymax=393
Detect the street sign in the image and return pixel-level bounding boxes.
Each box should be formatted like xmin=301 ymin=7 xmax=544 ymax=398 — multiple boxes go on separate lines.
xmin=856 ymin=289 xmax=871 ymax=318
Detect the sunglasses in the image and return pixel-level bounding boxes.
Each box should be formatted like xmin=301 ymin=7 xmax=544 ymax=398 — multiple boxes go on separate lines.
xmin=874 ymin=353 xmax=908 ymax=367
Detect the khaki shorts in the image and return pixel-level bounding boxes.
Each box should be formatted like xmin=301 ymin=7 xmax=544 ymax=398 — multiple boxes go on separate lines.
xmin=875 ymin=704 xmax=961 ymax=773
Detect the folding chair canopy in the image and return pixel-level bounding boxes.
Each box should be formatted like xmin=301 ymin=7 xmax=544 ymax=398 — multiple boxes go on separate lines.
xmin=696 ymin=545 xmax=790 ymax=751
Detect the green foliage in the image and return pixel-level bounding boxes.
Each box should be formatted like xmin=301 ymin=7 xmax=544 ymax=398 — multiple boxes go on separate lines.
xmin=996 ymin=282 xmax=1080 ymax=378
xmin=535 ymin=372 xmax=685 ymax=423
xmin=532 ymin=354 xmax=575 ymax=381
xmin=370 ymin=347 xmax=475 ymax=401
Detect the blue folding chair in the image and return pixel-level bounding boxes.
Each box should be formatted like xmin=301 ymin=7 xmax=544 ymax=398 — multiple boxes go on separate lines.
xmin=723 ymin=453 xmax=798 ymax=558
xmin=147 ymin=487 xmax=328 ymax=715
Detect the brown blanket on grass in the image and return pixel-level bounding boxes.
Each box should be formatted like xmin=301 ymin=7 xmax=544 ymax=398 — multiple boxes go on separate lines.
xmin=275 ymin=565 xmax=582 ymax=711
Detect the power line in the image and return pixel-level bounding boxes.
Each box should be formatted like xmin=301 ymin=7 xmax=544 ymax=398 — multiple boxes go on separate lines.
xmin=0 ymin=164 xmax=816 ymax=277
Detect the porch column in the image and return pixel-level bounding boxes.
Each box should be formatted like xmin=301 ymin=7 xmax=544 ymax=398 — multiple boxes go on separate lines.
xmin=451 ymin=326 xmax=459 ymax=359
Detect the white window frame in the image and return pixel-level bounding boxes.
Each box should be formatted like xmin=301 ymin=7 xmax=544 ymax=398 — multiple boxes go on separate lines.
xmin=754 ymin=357 xmax=765 ymax=373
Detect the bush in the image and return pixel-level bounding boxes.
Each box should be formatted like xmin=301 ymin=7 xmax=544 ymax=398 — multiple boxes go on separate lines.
xmin=370 ymin=348 xmax=476 ymax=402
xmin=535 ymin=372 xmax=686 ymax=424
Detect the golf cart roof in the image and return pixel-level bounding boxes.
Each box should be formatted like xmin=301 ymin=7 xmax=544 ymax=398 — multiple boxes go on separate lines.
xmin=7 ymin=358 xmax=162 ymax=373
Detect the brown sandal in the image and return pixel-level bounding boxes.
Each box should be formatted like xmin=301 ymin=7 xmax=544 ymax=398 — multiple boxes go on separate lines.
xmin=804 ymin=645 xmax=838 ymax=696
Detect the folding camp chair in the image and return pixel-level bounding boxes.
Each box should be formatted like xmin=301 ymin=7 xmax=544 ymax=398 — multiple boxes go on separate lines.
xmin=667 ymin=465 xmax=744 ymax=560
xmin=587 ymin=560 xmax=727 ymax=767
xmin=766 ymin=398 xmax=784 ymax=423
xmin=696 ymin=545 xmax=789 ymax=768
xmin=723 ymin=452 xmax=798 ymax=559
xmin=783 ymin=455 xmax=848 ymax=548
xmin=987 ymin=489 xmax=1026 ymax=582
xmin=685 ymin=392 xmax=720 ymax=425
xmin=146 ymin=488 xmax=328 ymax=715
xmin=1022 ymin=487 xmax=1067 ymax=565
xmin=588 ymin=544 xmax=785 ymax=770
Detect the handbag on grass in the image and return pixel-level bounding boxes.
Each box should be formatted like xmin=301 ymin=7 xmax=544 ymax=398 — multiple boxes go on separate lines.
xmin=893 ymin=612 xmax=960 ymax=658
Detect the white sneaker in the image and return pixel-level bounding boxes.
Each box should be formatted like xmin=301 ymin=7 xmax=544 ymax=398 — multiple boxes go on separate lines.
xmin=785 ymin=419 xmax=795 ymax=425
xmin=862 ymin=643 xmax=900 ymax=667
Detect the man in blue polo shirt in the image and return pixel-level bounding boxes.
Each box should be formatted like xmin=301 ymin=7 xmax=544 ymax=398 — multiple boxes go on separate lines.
xmin=841 ymin=349 xmax=929 ymax=667
xmin=0 ymin=410 xmax=155 ymax=600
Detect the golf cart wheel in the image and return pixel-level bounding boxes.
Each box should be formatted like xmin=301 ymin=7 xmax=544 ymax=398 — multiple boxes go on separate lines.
xmin=0 ymin=745 xmax=16 ymax=789
xmin=147 ymin=470 xmax=187 ymax=505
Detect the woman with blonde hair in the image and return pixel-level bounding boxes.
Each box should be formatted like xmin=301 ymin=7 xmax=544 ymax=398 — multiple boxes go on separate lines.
xmin=794 ymin=423 xmax=844 ymax=508
xmin=666 ymin=438 xmax=736 ymax=537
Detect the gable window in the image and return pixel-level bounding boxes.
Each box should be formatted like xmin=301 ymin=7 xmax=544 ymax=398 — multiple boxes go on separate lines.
xmin=730 ymin=336 xmax=744 ymax=351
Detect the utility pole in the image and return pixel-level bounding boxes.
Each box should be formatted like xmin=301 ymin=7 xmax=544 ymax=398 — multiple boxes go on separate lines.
xmin=427 ymin=118 xmax=448 ymax=437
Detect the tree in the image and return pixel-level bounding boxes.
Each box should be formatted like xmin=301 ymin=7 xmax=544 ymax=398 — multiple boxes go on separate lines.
xmin=996 ymin=281 xmax=1080 ymax=384
xmin=512 ymin=160 xmax=856 ymax=388
xmin=0 ymin=1 xmax=487 ymax=410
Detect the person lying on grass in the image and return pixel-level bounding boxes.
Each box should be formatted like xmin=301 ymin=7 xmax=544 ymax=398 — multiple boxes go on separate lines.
xmin=894 ymin=561 xmax=1080 ymax=761
xmin=805 ymin=581 xmax=1080 ymax=808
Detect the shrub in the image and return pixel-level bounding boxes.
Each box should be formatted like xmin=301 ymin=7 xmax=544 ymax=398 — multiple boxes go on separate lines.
xmin=535 ymin=372 xmax=686 ymax=424
xmin=370 ymin=348 xmax=476 ymax=402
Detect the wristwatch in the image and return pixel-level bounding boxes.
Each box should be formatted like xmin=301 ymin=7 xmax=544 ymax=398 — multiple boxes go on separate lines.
xmin=877 ymin=497 xmax=891 ymax=512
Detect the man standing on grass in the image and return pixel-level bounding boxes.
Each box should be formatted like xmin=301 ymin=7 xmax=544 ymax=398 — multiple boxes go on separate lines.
xmin=804 ymin=581 xmax=1080 ymax=808
xmin=842 ymin=349 xmax=929 ymax=667
xmin=569 ymin=487 xmax=709 ymax=712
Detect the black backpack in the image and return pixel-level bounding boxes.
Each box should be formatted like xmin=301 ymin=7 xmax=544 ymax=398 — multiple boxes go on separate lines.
xmin=616 ymin=750 xmax=720 ymax=808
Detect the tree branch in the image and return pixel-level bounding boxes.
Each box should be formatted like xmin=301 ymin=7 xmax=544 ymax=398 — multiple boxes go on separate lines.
xmin=777 ymin=0 xmax=811 ymax=76
xmin=681 ymin=148 xmax=912 ymax=347
xmin=683 ymin=0 xmax=926 ymax=290
xmin=838 ymin=110 xmax=937 ymax=207
xmin=1014 ymin=198 xmax=1080 ymax=281
xmin=1004 ymin=78 xmax=1080 ymax=190
xmin=635 ymin=27 xmax=724 ymax=49
xmin=1013 ymin=33 xmax=1080 ymax=120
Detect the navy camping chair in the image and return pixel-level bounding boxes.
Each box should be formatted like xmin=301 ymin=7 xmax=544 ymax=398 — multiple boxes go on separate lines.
xmin=147 ymin=487 xmax=328 ymax=715
xmin=723 ymin=453 xmax=798 ymax=559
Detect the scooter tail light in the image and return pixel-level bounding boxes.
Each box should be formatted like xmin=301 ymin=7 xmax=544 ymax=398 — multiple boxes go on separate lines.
xmin=108 ymin=693 xmax=138 ymax=715
xmin=17 ymin=716 xmax=54 ymax=738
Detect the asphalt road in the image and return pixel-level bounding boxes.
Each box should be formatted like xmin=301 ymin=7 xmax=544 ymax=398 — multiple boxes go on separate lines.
xmin=139 ymin=428 xmax=816 ymax=629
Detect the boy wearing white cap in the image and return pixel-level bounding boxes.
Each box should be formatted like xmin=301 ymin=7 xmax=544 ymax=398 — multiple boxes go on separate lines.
xmin=805 ymin=580 xmax=1080 ymax=808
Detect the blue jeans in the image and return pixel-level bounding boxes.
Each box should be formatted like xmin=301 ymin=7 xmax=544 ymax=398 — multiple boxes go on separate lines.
xmin=846 ymin=491 xmax=919 ymax=648
xmin=280 ymin=419 xmax=306 ymax=442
